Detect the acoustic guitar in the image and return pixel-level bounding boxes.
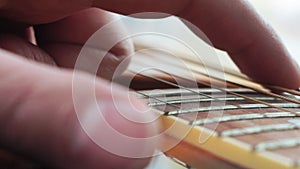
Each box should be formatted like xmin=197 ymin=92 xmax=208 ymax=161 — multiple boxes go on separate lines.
xmin=0 ymin=19 xmax=299 ymax=169
xmin=113 ymin=35 xmax=300 ymax=169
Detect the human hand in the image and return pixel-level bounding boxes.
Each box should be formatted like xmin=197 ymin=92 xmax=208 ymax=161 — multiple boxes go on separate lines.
xmin=0 ymin=5 xmax=157 ymax=169
xmin=0 ymin=0 xmax=299 ymax=169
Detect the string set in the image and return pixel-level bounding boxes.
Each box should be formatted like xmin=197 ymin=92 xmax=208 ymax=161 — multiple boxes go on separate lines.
xmin=121 ymin=51 xmax=300 ymax=168
xmin=129 ymin=68 xmax=300 ymax=116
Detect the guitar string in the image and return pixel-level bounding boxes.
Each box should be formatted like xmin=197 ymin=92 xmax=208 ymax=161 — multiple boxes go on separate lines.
xmin=188 ymin=63 xmax=300 ymax=105
xmin=192 ymin=112 xmax=298 ymax=126
xmin=152 ymin=51 xmax=300 ymax=104
xmin=129 ymin=69 xmax=299 ymax=116
xmin=148 ymin=96 xmax=281 ymax=106
xmin=136 ymin=90 xmax=297 ymax=123
xmin=220 ymin=123 xmax=300 ymax=137
xmin=129 ymin=70 xmax=246 ymax=114
xmin=128 ymin=52 xmax=300 ymax=105
xmin=132 ymin=71 xmax=254 ymax=115
xmin=128 ymin=67 xmax=299 ymax=137
xmin=133 ymin=71 xmax=300 ymax=166
xmin=135 ymin=90 xmax=182 ymax=115
xmin=134 ymin=71 xmax=300 ymax=162
xmin=130 ymin=51 xmax=299 ymax=166
xmin=169 ymin=72 xmax=299 ymax=115
xmin=175 ymin=53 xmax=300 ymax=97
xmin=264 ymin=85 xmax=300 ymax=96
xmin=163 ymin=154 xmax=195 ymax=169
xmin=168 ymin=103 xmax=300 ymax=116
xmin=223 ymin=79 xmax=300 ymax=105
xmin=129 ymin=70 xmax=300 ymax=167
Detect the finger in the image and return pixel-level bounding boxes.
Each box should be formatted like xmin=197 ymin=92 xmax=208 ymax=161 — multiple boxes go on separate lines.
xmin=93 ymin=0 xmax=300 ymax=89
xmin=0 ymin=0 xmax=92 ymax=24
xmin=0 ymin=34 xmax=56 ymax=65
xmin=35 ymin=8 xmax=134 ymax=80
xmin=0 ymin=49 xmax=159 ymax=169
xmin=177 ymin=0 xmax=300 ymax=89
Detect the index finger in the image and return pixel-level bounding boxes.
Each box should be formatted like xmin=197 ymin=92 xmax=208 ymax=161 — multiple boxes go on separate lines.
xmin=94 ymin=0 xmax=300 ymax=89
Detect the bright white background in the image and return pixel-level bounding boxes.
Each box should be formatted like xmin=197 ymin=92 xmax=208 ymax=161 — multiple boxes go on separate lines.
xmin=250 ymin=0 xmax=300 ymax=64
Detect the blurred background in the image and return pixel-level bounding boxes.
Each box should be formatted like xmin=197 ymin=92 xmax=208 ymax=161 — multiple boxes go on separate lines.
xmin=250 ymin=0 xmax=300 ymax=63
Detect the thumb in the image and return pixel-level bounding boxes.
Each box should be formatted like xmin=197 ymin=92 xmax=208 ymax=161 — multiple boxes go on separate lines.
xmin=0 ymin=49 xmax=160 ymax=169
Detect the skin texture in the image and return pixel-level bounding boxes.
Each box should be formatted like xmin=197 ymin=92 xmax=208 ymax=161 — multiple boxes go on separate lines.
xmin=0 ymin=0 xmax=299 ymax=169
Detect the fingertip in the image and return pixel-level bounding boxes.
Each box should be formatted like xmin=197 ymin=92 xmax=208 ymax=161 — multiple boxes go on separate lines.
xmin=71 ymin=82 xmax=161 ymax=169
